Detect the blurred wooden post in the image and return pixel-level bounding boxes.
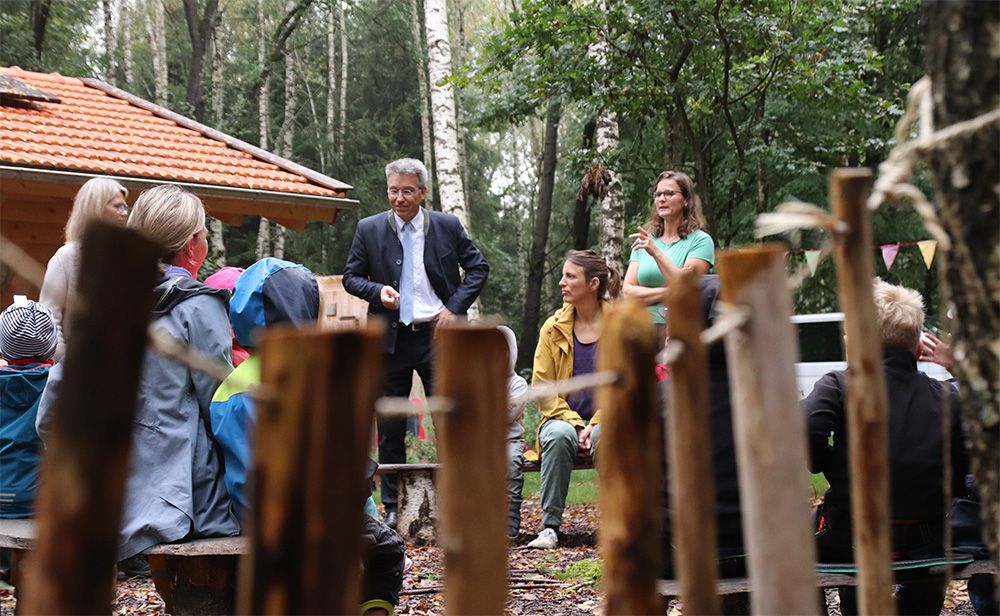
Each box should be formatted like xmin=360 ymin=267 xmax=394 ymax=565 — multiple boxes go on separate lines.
xmin=434 ymin=325 xmax=509 ymax=615
xmin=237 ymin=324 xmax=383 ymax=614
xmin=831 ymin=168 xmax=894 ymax=616
xmin=597 ymin=301 xmax=661 ymax=615
xmin=717 ymin=245 xmax=820 ymax=615
xmin=20 ymin=222 xmax=161 ymax=613
xmin=664 ymin=271 xmax=722 ymax=615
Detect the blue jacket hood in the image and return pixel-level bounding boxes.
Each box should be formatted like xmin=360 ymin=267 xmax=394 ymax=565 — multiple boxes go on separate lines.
xmin=231 ymin=258 xmax=319 ymax=348
xmin=1 ymin=364 xmax=50 ymax=411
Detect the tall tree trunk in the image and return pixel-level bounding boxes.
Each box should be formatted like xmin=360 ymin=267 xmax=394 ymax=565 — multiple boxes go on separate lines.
xmin=146 ymin=0 xmax=168 ymax=105
xmin=207 ymin=6 xmax=226 ymax=267
xmin=424 ymin=0 xmax=468 ymax=229
xmin=596 ymin=109 xmax=624 ymax=277
xmin=103 ymin=0 xmax=117 ymax=85
xmin=210 ymin=7 xmax=225 ymax=127
xmin=924 ymin=0 xmax=1000 ymax=576
xmin=326 ymin=1 xmax=336 ymax=171
xmin=272 ymin=36 xmax=298 ymax=261
xmin=30 ymin=0 xmax=52 ymax=60
xmin=181 ymin=0 xmax=221 ymax=123
xmin=121 ymin=0 xmax=134 ymax=86
xmin=410 ymin=0 xmax=434 ymax=208
xmin=337 ymin=0 xmax=347 ymax=162
xmin=519 ymin=100 xmax=560 ymax=368
xmin=663 ymin=108 xmax=683 ymax=169
xmin=573 ymin=118 xmax=597 ymax=250
xmin=451 ymin=0 xmax=470 ymax=210
xmin=255 ymin=0 xmax=271 ymax=259
xmin=753 ymin=91 xmax=769 ymax=215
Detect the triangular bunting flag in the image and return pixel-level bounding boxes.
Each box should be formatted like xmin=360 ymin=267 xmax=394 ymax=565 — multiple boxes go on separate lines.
xmin=881 ymin=243 xmax=900 ymax=271
xmin=917 ymin=240 xmax=937 ymax=269
xmin=804 ymin=250 xmax=821 ymax=276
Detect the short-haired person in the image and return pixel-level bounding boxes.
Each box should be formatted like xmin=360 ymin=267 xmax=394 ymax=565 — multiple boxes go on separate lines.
xmin=342 ymin=158 xmax=489 ymax=530
xmin=625 ymin=170 xmax=715 ymax=338
xmin=527 ymin=250 xmax=620 ymax=549
xmin=40 ymin=176 xmax=129 ymax=359
xmin=38 ymin=184 xmax=238 ymax=577
xmin=805 ymin=279 xmax=969 ymax=615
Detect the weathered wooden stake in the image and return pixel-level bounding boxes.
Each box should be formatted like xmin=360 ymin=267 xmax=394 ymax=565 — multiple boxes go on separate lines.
xmin=597 ymin=300 xmax=661 ymax=615
xmin=19 ymin=222 xmax=161 ymax=614
xmin=717 ymin=245 xmax=820 ymax=615
xmin=664 ymin=271 xmax=722 ymax=615
xmin=237 ymin=324 xmax=383 ymax=614
xmin=830 ymin=168 xmax=895 ymax=616
xmin=434 ymin=325 xmax=509 ymax=615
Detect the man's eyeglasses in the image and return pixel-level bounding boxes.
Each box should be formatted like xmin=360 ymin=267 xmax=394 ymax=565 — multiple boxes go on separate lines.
xmin=653 ymin=190 xmax=682 ymax=200
xmin=388 ymin=187 xmax=419 ymax=198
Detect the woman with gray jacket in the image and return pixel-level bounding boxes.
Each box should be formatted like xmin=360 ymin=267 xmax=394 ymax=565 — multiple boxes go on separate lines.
xmin=38 ymin=185 xmax=238 ymax=571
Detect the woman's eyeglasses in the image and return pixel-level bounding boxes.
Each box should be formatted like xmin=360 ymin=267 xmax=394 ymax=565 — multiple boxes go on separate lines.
xmin=653 ymin=190 xmax=681 ymax=200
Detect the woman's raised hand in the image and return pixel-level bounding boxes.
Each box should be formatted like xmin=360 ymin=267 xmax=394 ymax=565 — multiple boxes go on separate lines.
xmin=629 ymin=226 xmax=659 ymax=256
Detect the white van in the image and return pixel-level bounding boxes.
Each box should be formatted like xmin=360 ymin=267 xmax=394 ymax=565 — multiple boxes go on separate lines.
xmin=793 ymin=312 xmax=952 ymax=398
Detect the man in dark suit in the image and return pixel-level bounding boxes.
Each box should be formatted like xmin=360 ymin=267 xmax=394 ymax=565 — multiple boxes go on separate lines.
xmin=343 ymin=158 xmax=489 ymax=529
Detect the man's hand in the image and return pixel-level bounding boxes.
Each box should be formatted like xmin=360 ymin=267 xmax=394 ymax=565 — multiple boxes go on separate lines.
xmin=380 ymin=285 xmax=400 ymax=310
xmin=435 ymin=307 xmax=457 ymax=328
xmin=578 ymin=424 xmax=594 ymax=450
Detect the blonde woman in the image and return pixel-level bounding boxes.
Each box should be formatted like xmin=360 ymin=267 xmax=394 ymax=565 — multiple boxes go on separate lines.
xmin=38 ymin=185 xmax=237 ymax=576
xmin=40 ymin=176 xmax=129 ymax=359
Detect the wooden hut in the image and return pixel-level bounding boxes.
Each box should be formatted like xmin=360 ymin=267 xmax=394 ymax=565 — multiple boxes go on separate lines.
xmin=0 ymin=65 xmax=357 ymax=306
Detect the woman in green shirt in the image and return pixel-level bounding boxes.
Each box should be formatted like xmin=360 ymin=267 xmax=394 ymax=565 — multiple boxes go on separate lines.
xmin=624 ymin=170 xmax=715 ymax=336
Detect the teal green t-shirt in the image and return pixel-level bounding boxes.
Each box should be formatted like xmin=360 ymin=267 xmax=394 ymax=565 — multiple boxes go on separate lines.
xmin=628 ymin=229 xmax=716 ymax=324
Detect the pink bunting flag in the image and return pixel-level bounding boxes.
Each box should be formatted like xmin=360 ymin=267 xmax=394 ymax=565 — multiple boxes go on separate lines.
xmin=804 ymin=250 xmax=821 ymax=276
xmin=880 ymin=243 xmax=900 ymax=271
xmin=917 ymin=240 xmax=937 ymax=269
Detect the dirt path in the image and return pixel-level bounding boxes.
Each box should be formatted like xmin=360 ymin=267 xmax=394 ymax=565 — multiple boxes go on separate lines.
xmin=0 ymin=499 xmax=980 ymax=615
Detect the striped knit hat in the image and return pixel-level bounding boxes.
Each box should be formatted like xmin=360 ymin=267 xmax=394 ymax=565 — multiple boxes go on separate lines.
xmin=0 ymin=297 xmax=58 ymax=361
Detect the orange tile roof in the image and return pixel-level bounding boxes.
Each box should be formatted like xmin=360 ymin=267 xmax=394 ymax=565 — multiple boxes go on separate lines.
xmin=0 ymin=66 xmax=350 ymax=198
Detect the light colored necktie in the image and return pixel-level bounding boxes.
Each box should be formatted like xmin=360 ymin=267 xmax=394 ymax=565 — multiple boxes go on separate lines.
xmin=399 ymin=222 xmax=414 ymax=325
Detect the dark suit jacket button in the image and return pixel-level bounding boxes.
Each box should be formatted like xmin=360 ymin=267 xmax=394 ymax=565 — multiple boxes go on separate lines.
xmin=393 ymin=281 xmax=398 ymax=286
xmin=396 ymin=259 xmax=402 ymax=265
xmin=391 ymin=322 xmax=397 ymax=328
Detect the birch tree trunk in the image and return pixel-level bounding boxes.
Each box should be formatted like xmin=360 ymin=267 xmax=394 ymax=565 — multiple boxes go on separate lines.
xmin=255 ymin=0 xmax=271 ymax=259
xmin=272 ymin=39 xmax=298 ymax=262
xmin=337 ymin=0 xmax=347 ymax=162
xmin=409 ymin=0 xmax=434 ymax=209
xmin=590 ymin=24 xmax=625 ymax=276
xmin=450 ymin=0 xmax=470 ymax=210
xmin=326 ymin=1 xmax=336 ymax=171
xmin=207 ymin=7 xmax=227 ymax=267
xmin=424 ymin=0 xmax=468 ymax=229
xmin=145 ymin=0 xmax=168 ymax=105
xmin=103 ymin=0 xmax=117 ymax=85
xmin=596 ymin=110 xmax=624 ymax=276
xmin=924 ymin=0 xmax=1000 ymax=576
xmin=121 ymin=0 xmax=134 ymax=86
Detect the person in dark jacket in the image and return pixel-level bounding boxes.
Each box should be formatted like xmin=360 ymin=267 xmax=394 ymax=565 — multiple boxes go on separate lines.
xmin=805 ymin=279 xmax=969 ymax=615
xmin=342 ymin=157 xmax=489 ymax=529
xmin=660 ymin=275 xmax=747 ymax=612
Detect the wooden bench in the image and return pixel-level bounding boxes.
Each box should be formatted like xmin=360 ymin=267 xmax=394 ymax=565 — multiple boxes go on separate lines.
xmin=376 ymin=460 xmax=595 ymax=543
xmin=0 ymin=518 xmax=246 ymax=615
xmin=655 ymin=557 xmax=997 ymax=597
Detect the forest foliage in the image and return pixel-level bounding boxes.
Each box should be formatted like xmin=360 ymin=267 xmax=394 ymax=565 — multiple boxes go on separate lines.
xmin=0 ymin=0 xmax=945 ymax=353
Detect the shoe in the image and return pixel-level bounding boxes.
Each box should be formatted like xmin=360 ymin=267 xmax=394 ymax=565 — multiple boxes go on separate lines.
xmin=384 ymin=509 xmax=398 ymax=531
xmin=527 ymin=528 xmax=559 ymax=549
xmin=117 ymin=554 xmax=151 ymax=579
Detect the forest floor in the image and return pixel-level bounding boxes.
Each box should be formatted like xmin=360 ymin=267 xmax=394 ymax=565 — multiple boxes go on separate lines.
xmin=0 ymin=497 xmax=980 ymax=615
